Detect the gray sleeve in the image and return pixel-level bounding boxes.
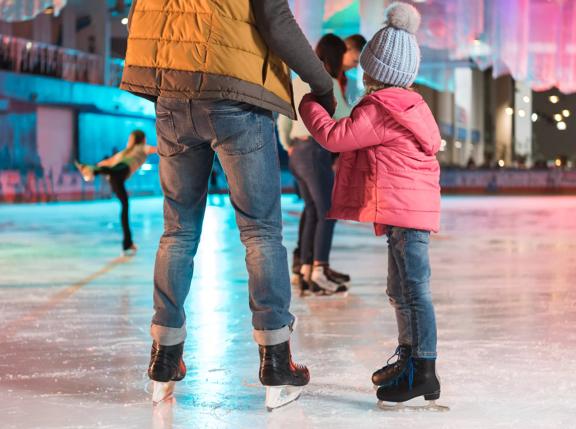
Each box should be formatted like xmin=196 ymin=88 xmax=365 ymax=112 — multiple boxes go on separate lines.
xmin=251 ymin=0 xmax=333 ymax=96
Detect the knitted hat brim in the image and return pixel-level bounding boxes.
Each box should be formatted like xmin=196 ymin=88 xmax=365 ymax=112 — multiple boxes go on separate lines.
xmin=360 ymin=44 xmax=419 ymax=87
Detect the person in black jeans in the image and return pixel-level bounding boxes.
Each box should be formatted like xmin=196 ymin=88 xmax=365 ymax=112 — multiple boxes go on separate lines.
xmin=76 ymin=130 xmax=156 ymax=256
xmin=279 ymin=35 xmax=352 ymax=296
xmin=289 ymin=138 xmax=345 ymax=294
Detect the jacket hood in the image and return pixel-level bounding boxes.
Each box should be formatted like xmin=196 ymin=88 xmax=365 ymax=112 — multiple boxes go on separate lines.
xmin=369 ymin=88 xmax=441 ymax=156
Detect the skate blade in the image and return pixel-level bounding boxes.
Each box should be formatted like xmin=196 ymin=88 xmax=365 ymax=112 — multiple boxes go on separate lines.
xmin=378 ymin=400 xmax=449 ymax=412
xmin=265 ymin=385 xmax=303 ymax=411
xmin=152 ymin=381 xmax=176 ymax=405
xmin=307 ymin=291 xmax=349 ymax=299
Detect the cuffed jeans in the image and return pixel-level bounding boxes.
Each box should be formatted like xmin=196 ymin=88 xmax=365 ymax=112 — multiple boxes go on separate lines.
xmin=288 ymin=138 xmax=335 ymax=264
xmin=386 ymin=227 xmax=437 ymax=359
xmin=152 ymin=97 xmax=294 ymax=346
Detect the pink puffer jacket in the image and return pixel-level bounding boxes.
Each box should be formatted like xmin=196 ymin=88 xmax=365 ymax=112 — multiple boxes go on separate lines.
xmin=299 ymin=88 xmax=441 ymax=235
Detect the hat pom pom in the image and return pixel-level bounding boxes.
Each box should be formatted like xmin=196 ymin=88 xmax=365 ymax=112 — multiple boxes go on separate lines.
xmin=385 ymin=2 xmax=421 ymax=34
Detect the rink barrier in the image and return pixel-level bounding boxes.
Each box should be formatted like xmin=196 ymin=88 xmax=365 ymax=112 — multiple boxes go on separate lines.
xmin=439 ymin=170 xmax=576 ymax=195
xmin=2 ymin=169 xmax=576 ymax=202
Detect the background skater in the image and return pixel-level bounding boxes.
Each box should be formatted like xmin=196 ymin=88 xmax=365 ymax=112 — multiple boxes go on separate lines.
xmin=76 ymin=130 xmax=156 ymax=256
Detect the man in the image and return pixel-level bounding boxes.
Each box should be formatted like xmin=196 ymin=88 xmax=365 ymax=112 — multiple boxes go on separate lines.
xmin=120 ymin=0 xmax=335 ymax=409
xmin=76 ymin=130 xmax=155 ymax=256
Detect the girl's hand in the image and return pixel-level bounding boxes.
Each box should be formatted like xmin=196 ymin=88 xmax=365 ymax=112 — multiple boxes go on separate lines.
xmin=300 ymin=93 xmax=337 ymax=117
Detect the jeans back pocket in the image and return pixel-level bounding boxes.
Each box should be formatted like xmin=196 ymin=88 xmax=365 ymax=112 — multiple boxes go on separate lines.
xmin=156 ymin=110 xmax=185 ymax=157
xmin=209 ymin=102 xmax=268 ymax=156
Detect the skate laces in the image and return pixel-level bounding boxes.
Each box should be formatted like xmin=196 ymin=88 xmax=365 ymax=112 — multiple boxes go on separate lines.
xmin=386 ymin=346 xmax=402 ymax=365
xmin=382 ymin=356 xmax=415 ymax=390
xmin=407 ymin=357 xmax=414 ymax=390
xmin=375 ymin=346 xmax=402 ymax=373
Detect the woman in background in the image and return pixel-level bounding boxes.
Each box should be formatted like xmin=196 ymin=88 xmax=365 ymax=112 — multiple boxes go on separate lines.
xmin=278 ymin=34 xmax=352 ymax=296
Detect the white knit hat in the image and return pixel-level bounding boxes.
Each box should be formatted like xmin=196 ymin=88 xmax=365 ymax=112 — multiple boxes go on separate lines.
xmin=360 ymin=2 xmax=422 ymax=88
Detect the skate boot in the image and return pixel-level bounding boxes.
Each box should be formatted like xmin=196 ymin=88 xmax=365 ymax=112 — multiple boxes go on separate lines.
xmin=259 ymin=341 xmax=310 ymax=411
xmin=74 ymin=161 xmax=95 ymax=182
xmin=376 ymin=358 xmax=448 ymax=412
xmin=298 ymin=264 xmax=312 ymax=297
xmin=122 ymin=244 xmax=138 ymax=257
xmin=148 ymin=341 xmax=186 ymax=405
xmin=291 ymin=251 xmax=302 ymax=286
xmin=311 ymin=265 xmax=348 ymax=296
xmin=325 ymin=266 xmax=351 ymax=285
xmin=372 ymin=345 xmax=412 ymax=388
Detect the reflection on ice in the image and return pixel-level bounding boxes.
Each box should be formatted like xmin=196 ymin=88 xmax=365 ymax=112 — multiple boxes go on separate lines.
xmin=0 ymin=196 xmax=575 ymax=428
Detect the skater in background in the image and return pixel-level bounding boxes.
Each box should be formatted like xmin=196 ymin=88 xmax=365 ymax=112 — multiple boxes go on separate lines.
xmin=299 ymin=3 xmax=446 ymax=410
xmin=208 ymin=159 xmax=224 ymax=206
xmin=342 ymin=34 xmax=368 ymax=104
xmin=120 ymin=0 xmax=337 ymax=409
xmin=76 ymin=130 xmax=156 ymax=256
xmin=278 ymin=34 xmax=352 ymax=297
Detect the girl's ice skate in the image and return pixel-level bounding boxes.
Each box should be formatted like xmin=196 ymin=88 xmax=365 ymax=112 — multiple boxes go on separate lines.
xmin=372 ymin=344 xmax=412 ymax=388
xmin=259 ymin=340 xmax=309 ymax=411
xmin=148 ymin=341 xmax=186 ymax=405
xmin=376 ymin=358 xmax=449 ymax=412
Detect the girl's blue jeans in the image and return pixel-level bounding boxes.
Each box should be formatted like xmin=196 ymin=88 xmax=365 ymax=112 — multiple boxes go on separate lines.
xmin=386 ymin=226 xmax=437 ymax=359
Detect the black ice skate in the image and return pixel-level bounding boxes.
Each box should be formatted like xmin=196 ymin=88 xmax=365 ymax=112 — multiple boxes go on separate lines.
xmin=259 ymin=341 xmax=310 ymax=411
xmin=376 ymin=358 xmax=449 ymax=412
xmin=372 ymin=345 xmax=412 ymax=388
xmin=148 ymin=341 xmax=186 ymax=405
xmin=298 ymin=264 xmax=313 ymax=297
xmin=299 ymin=275 xmax=311 ymax=297
xmin=291 ymin=251 xmax=302 ymax=286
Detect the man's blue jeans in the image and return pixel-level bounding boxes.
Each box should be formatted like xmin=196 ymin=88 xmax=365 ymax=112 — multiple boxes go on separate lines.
xmin=151 ymin=97 xmax=294 ymax=347
xmin=386 ymin=227 xmax=437 ymax=359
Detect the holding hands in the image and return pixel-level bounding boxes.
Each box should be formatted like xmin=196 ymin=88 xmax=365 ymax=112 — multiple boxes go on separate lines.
xmin=305 ymin=91 xmax=337 ymax=117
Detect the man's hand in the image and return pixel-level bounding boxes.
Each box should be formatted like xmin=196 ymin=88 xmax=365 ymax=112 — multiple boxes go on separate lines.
xmin=314 ymin=91 xmax=337 ymax=117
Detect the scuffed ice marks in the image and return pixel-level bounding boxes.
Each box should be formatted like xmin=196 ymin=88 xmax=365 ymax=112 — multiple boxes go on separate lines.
xmin=0 ymin=196 xmax=575 ymax=428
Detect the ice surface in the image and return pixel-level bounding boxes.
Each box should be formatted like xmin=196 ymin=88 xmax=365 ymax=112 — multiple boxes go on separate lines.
xmin=1 ymin=195 xmax=575 ymax=429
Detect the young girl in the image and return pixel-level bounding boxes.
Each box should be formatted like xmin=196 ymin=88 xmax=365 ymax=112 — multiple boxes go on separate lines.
xmin=299 ymin=3 xmax=444 ymax=407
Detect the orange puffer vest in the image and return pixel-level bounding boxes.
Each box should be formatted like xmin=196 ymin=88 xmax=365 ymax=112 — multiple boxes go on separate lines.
xmin=120 ymin=0 xmax=295 ymax=118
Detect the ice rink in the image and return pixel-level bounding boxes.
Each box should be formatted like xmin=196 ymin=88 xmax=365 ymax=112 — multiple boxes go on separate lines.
xmin=1 ymin=195 xmax=575 ymax=429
